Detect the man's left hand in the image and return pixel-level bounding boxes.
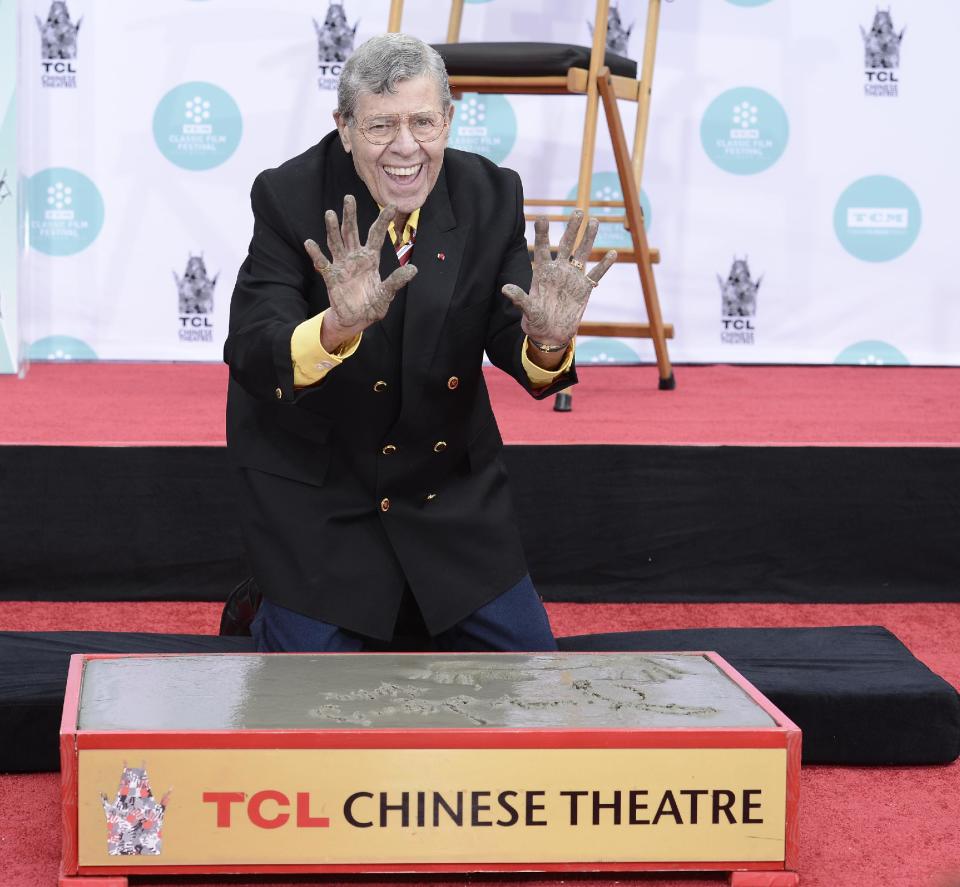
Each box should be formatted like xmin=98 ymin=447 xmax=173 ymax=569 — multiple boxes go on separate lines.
xmin=501 ymin=211 xmax=617 ymax=348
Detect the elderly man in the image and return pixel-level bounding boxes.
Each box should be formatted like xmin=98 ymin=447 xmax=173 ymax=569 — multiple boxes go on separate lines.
xmin=224 ymin=33 xmax=615 ymax=653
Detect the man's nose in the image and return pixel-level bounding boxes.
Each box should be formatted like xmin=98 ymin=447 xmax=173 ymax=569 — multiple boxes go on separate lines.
xmin=390 ymin=119 xmax=419 ymax=154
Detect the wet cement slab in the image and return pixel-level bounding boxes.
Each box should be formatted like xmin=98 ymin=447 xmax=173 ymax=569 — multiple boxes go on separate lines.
xmin=77 ymin=652 xmax=776 ymax=732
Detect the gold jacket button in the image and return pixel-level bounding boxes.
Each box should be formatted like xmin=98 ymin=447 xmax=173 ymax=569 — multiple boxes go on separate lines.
xmin=380 ymin=497 xmax=391 ymax=512
xmin=425 ymin=493 xmax=437 ymax=502
xmin=447 ymin=376 xmax=459 ymax=390
xmin=382 ymin=444 xmax=397 ymax=455
xmin=373 ymin=380 xmax=388 ymax=393
xmin=275 ymin=387 xmax=283 ymax=400
xmin=433 ymin=441 xmax=447 ymax=453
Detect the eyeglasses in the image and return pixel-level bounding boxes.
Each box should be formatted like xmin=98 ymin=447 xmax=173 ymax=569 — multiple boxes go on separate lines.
xmin=355 ymin=111 xmax=448 ymax=146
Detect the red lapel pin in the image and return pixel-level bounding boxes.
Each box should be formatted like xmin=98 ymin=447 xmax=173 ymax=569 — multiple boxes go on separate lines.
xmin=436 ymin=252 xmax=445 ymax=261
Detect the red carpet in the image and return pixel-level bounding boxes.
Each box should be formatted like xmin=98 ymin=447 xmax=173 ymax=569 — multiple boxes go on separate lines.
xmin=1 ymin=600 xmax=958 ymax=887
xmin=3 ymin=362 xmax=958 ymax=884
xmin=2 ymin=362 xmax=959 ymax=446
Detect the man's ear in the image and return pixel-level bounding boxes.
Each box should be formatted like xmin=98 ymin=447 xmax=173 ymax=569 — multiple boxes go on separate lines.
xmin=333 ymin=111 xmax=352 ymax=154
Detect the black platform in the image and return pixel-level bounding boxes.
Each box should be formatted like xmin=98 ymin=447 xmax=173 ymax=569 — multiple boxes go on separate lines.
xmin=2 ymin=626 xmax=957 ymax=773
xmin=2 ymin=445 xmax=959 ymax=604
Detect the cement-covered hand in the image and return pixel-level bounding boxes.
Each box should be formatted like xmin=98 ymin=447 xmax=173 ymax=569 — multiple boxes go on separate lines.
xmin=303 ymin=195 xmax=418 ymax=345
xmin=501 ymin=211 xmax=617 ymax=347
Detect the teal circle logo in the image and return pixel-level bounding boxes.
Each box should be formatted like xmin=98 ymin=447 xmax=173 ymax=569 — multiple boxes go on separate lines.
xmin=448 ymin=93 xmax=516 ymax=164
xmin=27 ymin=168 xmax=104 ymax=256
xmin=28 ymin=335 xmax=98 ymax=361
xmin=833 ymin=176 xmax=920 ymax=262
xmin=153 ymin=82 xmax=242 ymax=171
xmin=577 ymin=338 xmax=642 ymax=364
xmin=701 ymin=87 xmax=788 ymax=175
xmin=0 ymin=329 xmax=13 ymax=374
xmin=834 ymin=340 xmax=909 ymax=366
xmin=566 ymin=172 xmax=651 ymax=249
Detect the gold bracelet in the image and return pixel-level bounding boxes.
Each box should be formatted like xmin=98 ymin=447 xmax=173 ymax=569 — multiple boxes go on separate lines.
xmin=529 ymin=338 xmax=570 ymax=353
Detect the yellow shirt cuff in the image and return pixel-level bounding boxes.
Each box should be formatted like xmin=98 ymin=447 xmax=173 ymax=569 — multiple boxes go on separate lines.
xmin=521 ymin=337 xmax=575 ymax=388
xmin=291 ymin=310 xmax=362 ymax=388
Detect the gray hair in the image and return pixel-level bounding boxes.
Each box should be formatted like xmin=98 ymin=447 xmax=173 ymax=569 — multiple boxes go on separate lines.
xmin=337 ymin=33 xmax=452 ymax=122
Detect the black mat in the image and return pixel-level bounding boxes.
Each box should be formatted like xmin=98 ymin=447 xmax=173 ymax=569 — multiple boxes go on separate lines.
xmin=0 ymin=633 xmax=255 ymax=773
xmin=2 ymin=626 xmax=957 ymax=772
xmin=559 ymin=626 xmax=960 ymax=766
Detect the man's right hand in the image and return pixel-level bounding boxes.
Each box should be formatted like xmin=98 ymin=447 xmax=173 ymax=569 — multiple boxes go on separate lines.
xmin=303 ymin=196 xmax=418 ymax=351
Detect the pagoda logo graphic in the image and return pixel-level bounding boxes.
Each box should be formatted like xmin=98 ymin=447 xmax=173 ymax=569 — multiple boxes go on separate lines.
xmin=718 ymin=256 xmax=761 ymax=345
xmin=315 ymin=3 xmax=358 ymax=90
xmin=861 ymin=8 xmax=905 ymax=97
xmin=100 ymin=764 xmax=172 ymax=856
xmin=589 ymin=2 xmax=633 ymax=55
xmin=36 ymin=1 xmax=82 ymax=88
xmin=175 ymin=253 xmax=218 ymax=343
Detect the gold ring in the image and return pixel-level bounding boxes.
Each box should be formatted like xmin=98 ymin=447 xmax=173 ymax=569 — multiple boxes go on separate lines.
xmin=568 ymin=258 xmax=585 ymax=272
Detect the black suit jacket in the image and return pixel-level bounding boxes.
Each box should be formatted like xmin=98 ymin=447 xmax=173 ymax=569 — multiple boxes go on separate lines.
xmin=224 ymin=131 xmax=576 ymax=639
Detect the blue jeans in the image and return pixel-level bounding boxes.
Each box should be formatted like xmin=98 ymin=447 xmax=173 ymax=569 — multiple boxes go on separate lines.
xmin=251 ymin=574 xmax=557 ymax=653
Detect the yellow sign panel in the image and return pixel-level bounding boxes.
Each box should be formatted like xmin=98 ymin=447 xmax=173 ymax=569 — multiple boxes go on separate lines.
xmin=78 ymin=747 xmax=786 ymax=866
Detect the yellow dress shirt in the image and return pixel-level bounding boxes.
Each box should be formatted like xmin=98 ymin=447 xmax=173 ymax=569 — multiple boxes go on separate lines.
xmin=291 ymin=207 xmax=573 ymax=388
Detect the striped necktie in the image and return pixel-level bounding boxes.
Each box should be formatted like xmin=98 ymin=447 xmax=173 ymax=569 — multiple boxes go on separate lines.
xmin=395 ymin=224 xmax=416 ymax=265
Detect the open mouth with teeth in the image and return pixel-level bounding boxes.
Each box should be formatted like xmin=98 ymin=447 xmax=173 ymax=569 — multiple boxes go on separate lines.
xmin=383 ymin=163 xmax=424 ymax=187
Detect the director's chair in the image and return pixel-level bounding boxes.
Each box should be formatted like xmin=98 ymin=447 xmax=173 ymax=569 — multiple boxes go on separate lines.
xmin=388 ymin=0 xmax=675 ymax=404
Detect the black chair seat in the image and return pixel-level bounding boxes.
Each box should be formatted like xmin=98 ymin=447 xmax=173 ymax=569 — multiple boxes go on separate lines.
xmin=433 ymin=41 xmax=638 ymax=80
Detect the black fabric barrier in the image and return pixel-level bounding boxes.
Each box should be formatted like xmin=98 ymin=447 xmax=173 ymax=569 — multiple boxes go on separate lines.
xmin=0 ymin=447 xmax=248 ymax=601
xmin=514 ymin=445 xmax=960 ymax=603
xmin=1 ymin=626 xmax=957 ymax=772
xmin=2 ymin=445 xmax=959 ymax=603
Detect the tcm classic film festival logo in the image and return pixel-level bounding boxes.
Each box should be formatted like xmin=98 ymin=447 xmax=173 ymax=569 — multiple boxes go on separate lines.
xmin=27 ymin=167 xmax=103 ymax=256
xmin=834 ymin=175 xmax=920 ymax=263
xmin=566 ymin=172 xmax=652 ymax=252
xmin=153 ymin=83 xmax=242 ymax=171
xmin=448 ymin=94 xmax=517 ymax=165
xmin=718 ymin=257 xmax=761 ymax=345
xmin=315 ymin=3 xmax=358 ymax=91
xmin=862 ymin=8 xmax=904 ymax=98
xmin=701 ymin=88 xmax=788 ymax=175
xmin=835 ymin=340 xmax=909 ymax=366
xmin=36 ymin=1 xmax=81 ymax=89
xmin=175 ymin=254 xmax=218 ymax=343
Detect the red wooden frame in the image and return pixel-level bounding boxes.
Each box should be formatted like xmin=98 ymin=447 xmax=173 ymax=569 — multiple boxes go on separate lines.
xmin=61 ymin=651 xmax=801 ymax=881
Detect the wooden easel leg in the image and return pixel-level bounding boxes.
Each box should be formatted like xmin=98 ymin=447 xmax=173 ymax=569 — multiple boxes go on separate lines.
xmin=557 ymin=0 xmax=612 ymax=414
xmin=597 ymin=67 xmax=675 ymax=390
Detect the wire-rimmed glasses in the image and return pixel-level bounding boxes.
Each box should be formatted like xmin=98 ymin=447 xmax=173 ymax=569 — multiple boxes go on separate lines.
xmin=355 ymin=111 xmax=448 ymax=145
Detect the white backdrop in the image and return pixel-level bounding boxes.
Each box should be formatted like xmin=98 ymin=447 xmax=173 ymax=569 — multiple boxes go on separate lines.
xmin=13 ymin=0 xmax=959 ymax=368
xmin=0 ymin=0 xmax=16 ymax=373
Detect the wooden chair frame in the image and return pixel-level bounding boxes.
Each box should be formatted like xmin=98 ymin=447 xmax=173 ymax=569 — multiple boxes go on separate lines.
xmin=388 ymin=0 xmax=674 ymax=391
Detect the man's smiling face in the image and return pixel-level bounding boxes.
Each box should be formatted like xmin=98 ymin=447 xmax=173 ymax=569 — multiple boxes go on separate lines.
xmin=335 ymin=76 xmax=453 ymax=215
